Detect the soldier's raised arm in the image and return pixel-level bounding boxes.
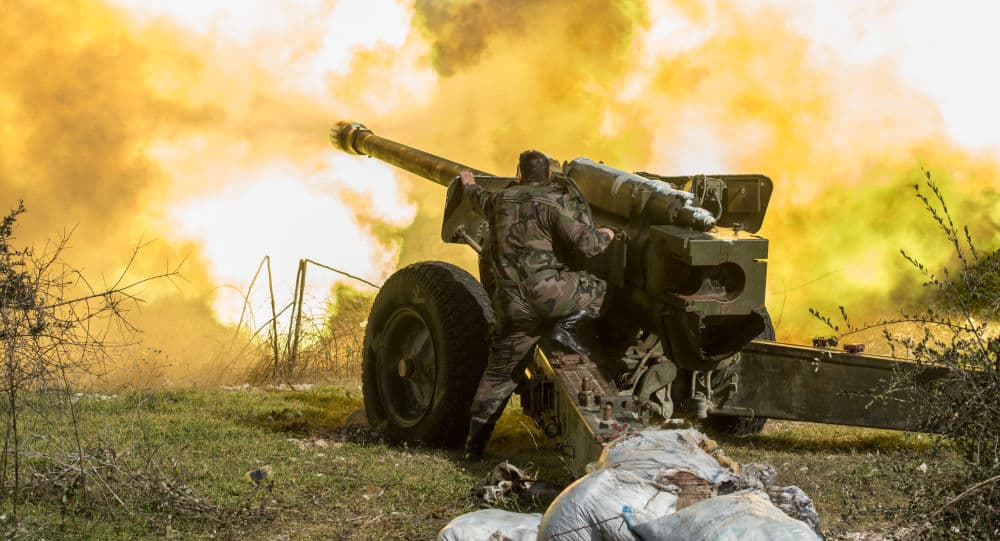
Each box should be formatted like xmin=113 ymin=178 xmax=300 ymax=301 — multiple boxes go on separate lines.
xmin=553 ymin=190 xmax=613 ymax=258
xmin=460 ymin=169 xmax=493 ymax=218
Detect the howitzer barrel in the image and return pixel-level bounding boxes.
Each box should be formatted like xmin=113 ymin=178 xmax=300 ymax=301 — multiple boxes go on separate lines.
xmin=332 ymin=122 xmax=717 ymax=232
xmin=331 ymin=122 xmax=489 ymax=187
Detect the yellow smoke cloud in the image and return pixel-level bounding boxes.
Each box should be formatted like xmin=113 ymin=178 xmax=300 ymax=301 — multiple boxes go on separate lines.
xmin=2 ymin=0 xmax=998 ymax=388
xmin=0 ymin=0 xmax=416 ymax=384
xmin=383 ymin=0 xmax=1000 ymax=341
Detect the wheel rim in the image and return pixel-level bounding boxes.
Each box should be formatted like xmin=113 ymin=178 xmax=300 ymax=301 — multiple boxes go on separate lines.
xmin=377 ymin=308 xmax=438 ymax=428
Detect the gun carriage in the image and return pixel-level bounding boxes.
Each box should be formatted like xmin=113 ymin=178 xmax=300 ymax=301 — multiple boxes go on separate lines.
xmin=332 ymin=121 xmax=935 ymax=474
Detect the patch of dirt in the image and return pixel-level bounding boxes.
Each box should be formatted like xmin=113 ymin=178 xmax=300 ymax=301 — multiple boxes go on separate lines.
xmin=323 ymin=408 xmax=381 ymax=444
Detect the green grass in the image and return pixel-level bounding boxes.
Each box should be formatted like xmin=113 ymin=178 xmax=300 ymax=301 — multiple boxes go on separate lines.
xmin=0 ymin=387 xmax=965 ymax=539
xmin=716 ymin=421 xmax=958 ymax=539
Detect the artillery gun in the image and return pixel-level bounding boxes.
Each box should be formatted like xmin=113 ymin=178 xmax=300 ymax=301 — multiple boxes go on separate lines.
xmin=332 ymin=122 xmax=934 ymax=474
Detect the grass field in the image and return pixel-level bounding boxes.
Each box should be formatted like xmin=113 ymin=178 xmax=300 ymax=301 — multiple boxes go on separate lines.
xmin=1 ymin=385 xmax=963 ymax=540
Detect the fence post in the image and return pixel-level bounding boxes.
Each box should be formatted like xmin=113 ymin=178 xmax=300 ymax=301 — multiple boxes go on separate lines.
xmin=266 ymin=256 xmax=280 ymax=382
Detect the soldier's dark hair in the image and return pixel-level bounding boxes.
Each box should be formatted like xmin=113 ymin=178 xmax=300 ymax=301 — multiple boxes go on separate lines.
xmin=518 ymin=150 xmax=550 ymax=184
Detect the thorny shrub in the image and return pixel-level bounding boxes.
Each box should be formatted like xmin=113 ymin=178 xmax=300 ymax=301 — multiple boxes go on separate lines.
xmin=0 ymin=204 xmax=268 ymax=536
xmin=813 ymin=174 xmax=998 ymax=539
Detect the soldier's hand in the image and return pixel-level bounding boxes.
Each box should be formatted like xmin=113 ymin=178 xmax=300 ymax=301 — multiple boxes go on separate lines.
xmin=599 ymin=227 xmax=615 ymax=241
xmin=459 ymin=170 xmax=476 ymax=186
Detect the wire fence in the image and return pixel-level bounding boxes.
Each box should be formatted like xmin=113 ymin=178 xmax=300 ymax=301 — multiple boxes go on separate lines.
xmin=234 ymin=256 xmax=378 ymax=386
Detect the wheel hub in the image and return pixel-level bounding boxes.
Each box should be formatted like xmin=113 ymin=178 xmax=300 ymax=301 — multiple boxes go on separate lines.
xmin=398 ymin=356 xmax=414 ymax=378
xmin=377 ymin=308 xmax=438 ymax=428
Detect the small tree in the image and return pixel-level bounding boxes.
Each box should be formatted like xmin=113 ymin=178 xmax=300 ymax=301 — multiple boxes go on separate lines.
xmin=0 ymin=202 xmax=177 ymax=518
xmin=893 ymin=178 xmax=998 ymax=538
xmin=814 ymin=174 xmax=998 ymax=538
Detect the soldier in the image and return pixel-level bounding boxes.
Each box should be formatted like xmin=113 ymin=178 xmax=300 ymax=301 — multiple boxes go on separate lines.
xmin=460 ymin=150 xmax=615 ymax=461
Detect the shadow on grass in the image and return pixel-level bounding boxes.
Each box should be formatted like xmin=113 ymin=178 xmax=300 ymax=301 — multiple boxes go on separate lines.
xmin=242 ymin=387 xmax=374 ymax=441
xmin=709 ymin=420 xmax=940 ymax=454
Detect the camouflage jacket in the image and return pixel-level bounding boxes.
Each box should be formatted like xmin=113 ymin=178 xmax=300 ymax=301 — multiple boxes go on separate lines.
xmin=464 ymin=176 xmax=611 ymax=286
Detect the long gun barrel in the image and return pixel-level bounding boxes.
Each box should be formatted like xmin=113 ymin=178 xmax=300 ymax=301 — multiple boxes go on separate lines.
xmin=331 ymin=122 xmax=490 ymax=187
xmin=332 ymin=122 xmax=719 ymax=231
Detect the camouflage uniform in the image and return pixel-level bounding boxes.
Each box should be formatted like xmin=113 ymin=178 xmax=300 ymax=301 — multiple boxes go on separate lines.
xmin=464 ymin=175 xmax=612 ymax=455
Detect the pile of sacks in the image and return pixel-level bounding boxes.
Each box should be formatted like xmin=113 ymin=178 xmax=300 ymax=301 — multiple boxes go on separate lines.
xmin=438 ymin=428 xmax=821 ymax=541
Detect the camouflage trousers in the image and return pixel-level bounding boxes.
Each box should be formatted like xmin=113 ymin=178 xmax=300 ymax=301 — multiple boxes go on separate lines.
xmin=467 ymin=269 xmax=606 ymax=452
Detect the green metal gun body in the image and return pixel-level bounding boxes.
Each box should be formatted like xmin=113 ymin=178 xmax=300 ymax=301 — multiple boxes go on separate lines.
xmin=331 ymin=122 xmax=773 ymax=371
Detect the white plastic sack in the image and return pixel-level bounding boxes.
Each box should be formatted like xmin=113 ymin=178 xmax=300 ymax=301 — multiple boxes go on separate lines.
xmin=537 ymin=468 xmax=677 ymax=541
xmin=437 ymin=509 xmax=542 ymax=541
xmin=595 ymin=429 xmax=736 ymax=486
xmin=630 ymin=490 xmax=821 ymax=541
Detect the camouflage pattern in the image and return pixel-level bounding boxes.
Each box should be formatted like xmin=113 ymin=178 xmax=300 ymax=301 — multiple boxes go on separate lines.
xmin=466 ymin=176 xmax=610 ymax=302
xmin=465 ymin=177 xmax=612 ymax=453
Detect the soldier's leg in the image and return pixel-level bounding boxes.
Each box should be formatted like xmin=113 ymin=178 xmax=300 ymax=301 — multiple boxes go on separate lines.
xmin=567 ymin=271 xmax=608 ymax=317
xmin=466 ymin=335 xmax=518 ymax=459
xmin=529 ymin=271 xmax=607 ymax=318
xmin=543 ymin=272 xmax=607 ymax=355
xmin=465 ymin=330 xmax=540 ymax=460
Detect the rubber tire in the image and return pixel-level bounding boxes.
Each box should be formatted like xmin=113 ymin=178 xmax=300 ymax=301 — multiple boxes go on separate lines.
xmin=704 ymin=308 xmax=775 ymax=436
xmin=362 ymin=261 xmax=493 ymax=448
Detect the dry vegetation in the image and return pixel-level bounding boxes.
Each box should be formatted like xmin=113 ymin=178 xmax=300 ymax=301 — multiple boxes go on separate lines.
xmin=0 ymin=202 xmax=183 ymax=524
xmin=243 ymin=283 xmax=373 ymax=387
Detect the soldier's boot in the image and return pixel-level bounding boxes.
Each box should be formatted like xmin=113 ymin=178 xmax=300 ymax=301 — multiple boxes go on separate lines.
xmin=465 ymin=418 xmax=492 ymax=462
xmin=551 ymin=310 xmax=591 ymax=356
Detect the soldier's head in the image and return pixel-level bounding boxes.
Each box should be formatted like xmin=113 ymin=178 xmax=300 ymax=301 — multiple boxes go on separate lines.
xmin=517 ymin=150 xmax=550 ymax=184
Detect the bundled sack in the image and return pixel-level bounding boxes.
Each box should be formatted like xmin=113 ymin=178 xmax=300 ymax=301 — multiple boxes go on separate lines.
xmin=594 ymin=429 xmax=737 ymax=486
xmin=734 ymin=462 xmax=777 ymax=490
xmin=722 ymin=462 xmax=820 ymax=532
xmin=629 ymin=490 xmax=821 ymax=541
xmin=766 ymin=485 xmax=821 ymax=533
xmin=537 ymin=468 xmax=677 ymax=541
xmin=437 ymin=509 xmax=542 ymax=541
